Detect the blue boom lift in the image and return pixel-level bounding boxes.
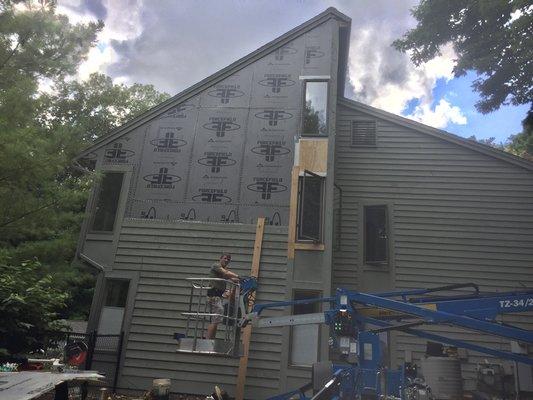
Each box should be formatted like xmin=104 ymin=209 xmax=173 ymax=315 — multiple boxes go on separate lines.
xmin=179 ymin=280 xmax=533 ymax=399
xmin=248 ymin=283 xmax=533 ymax=400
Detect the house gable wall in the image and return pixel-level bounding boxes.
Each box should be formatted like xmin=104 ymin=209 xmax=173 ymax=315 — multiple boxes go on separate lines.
xmin=81 ymin=15 xmax=347 ymax=398
xmin=82 ymin=20 xmax=336 ymax=229
xmin=334 ymin=102 xmax=533 ymax=389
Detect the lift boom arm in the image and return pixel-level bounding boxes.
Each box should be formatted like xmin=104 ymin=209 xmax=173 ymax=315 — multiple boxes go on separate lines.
xmin=251 ymin=284 xmax=533 ymax=365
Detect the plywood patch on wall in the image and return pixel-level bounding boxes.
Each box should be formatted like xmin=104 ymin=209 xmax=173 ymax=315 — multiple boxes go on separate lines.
xmin=298 ymin=139 xmax=328 ymax=173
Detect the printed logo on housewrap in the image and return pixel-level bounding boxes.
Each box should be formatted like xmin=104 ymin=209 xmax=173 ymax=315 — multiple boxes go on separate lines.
xmin=251 ymin=140 xmax=290 ymax=162
xmin=203 ymin=117 xmax=240 ymax=137
xmin=266 ymin=211 xmax=282 ymax=226
xmin=161 ymin=104 xmax=195 ymax=118
xmin=305 ymin=46 xmax=324 ymax=64
xmin=258 ymin=74 xmax=295 ymax=93
xmin=207 ymin=84 xmax=244 ymax=104
xmin=198 ymin=152 xmax=236 ymax=173
xmin=274 ymin=46 xmax=297 ymax=61
xmin=247 ymin=177 xmax=287 ymax=200
xmin=104 ymin=143 xmax=135 ymax=162
xmin=150 ymin=131 xmax=187 ymax=152
xmin=221 ymin=209 xmax=238 ymax=223
xmin=192 ymin=188 xmax=232 ymax=203
xmin=255 ymin=110 xmax=293 ymax=126
xmin=180 ymin=208 xmax=197 ymax=220
xmin=143 ymin=167 xmax=181 ymax=189
xmin=140 ymin=207 xmax=157 ymax=219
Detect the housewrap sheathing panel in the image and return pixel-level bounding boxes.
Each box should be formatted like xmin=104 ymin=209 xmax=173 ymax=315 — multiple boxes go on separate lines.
xmin=82 ymin=20 xmax=336 ymax=227
xmin=114 ymin=219 xmax=288 ymax=398
xmin=334 ymin=103 xmax=533 ymax=390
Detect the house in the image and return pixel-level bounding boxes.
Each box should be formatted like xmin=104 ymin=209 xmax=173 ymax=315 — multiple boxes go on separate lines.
xmin=74 ymin=7 xmax=533 ymax=398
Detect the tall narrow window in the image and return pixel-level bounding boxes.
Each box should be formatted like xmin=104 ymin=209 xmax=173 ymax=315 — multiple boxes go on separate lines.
xmin=98 ymin=279 xmax=129 ymax=335
xmin=92 ymin=172 xmax=124 ymax=231
xmin=290 ymin=290 xmax=321 ymax=366
xmin=302 ymin=81 xmax=328 ymax=136
xmin=297 ymin=171 xmax=324 ymax=242
xmin=364 ymin=205 xmax=388 ymax=265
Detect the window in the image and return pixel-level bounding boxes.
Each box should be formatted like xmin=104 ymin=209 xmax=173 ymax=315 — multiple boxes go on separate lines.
xmin=92 ymin=172 xmax=124 ymax=231
xmin=290 ymin=290 xmax=321 ymax=366
xmin=297 ymin=171 xmax=324 ymax=242
xmin=351 ymin=120 xmax=376 ymax=147
xmin=98 ymin=279 xmax=129 ymax=335
xmin=104 ymin=279 xmax=129 ymax=307
xmin=302 ymin=81 xmax=328 ymax=136
xmin=364 ymin=205 xmax=388 ymax=265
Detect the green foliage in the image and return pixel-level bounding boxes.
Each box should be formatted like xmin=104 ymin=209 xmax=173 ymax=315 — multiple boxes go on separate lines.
xmin=505 ymin=108 xmax=533 ymax=159
xmin=467 ymin=135 xmax=504 ymax=149
xmin=303 ymin=100 xmax=326 ymax=136
xmin=0 ymin=259 xmax=68 ymax=355
xmin=0 ymin=0 xmax=169 ymax=331
xmin=393 ymin=1 xmax=533 ymax=114
xmin=41 ymin=72 xmax=169 ymax=143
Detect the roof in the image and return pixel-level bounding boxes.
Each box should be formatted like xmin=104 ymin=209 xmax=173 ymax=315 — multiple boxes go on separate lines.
xmin=76 ymin=7 xmax=351 ymax=159
xmin=338 ymin=97 xmax=533 ymax=172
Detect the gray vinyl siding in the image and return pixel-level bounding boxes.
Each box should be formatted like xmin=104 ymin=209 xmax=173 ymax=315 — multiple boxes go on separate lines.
xmin=334 ymin=102 xmax=533 ymax=388
xmin=113 ymin=219 xmax=288 ymax=399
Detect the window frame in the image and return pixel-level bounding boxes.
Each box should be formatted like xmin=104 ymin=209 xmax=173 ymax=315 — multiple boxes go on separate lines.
xmin=301 ymin=80 xmax=329 ymax=138
xmin=89 ymin=171 xmax=126 ymax=234
xmin=289 ymin=289 xmax=322 ymax=368
xmin=363 ymin=204 xmax=390 ymax=267
xmin=103 ymin=279 xmax=130 ymax=307
xmin=96 ymin=278 xmax=130 ymax=350
xmin=296 ymin=169 xmax=325 ymax=243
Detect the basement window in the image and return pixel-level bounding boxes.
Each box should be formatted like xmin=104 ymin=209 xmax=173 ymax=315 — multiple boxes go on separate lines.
xmin=351 ymin=120 xmax=376 ymax=147
xmin=290 ymin=290 xmax=321 ymax=367
xmin=364 ymin=205 xmax=388 ymax=266
xmin=302 ymin=81 xmax=328 ymax=136
xmin=92 ymin=172 xmax=124 ymax=232
xmin=297 ymin=170 xmax=324 ymax=242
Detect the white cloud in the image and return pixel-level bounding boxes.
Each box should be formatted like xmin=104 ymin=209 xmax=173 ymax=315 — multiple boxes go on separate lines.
xmin=57 ymin=0 xmax=97 ymax=25
xmin=57 ymin=0 xmax=144 ymax=81
xmin=338 ymin=0 xmax=465 ymax=131
xmin=77 ymin=45 xmax=119 ymax=81
xmin=347 ymin=25 xmax=458 ymax=114
xmin=56 ymin=0 xmax=468 ymax=130
xmin=99 ymin=0 xmax=144 ymax=42
xmin=407 ymin=98 xmax=467 ymax=128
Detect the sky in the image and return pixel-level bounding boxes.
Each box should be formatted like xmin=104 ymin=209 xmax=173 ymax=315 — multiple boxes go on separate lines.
xmin=56 ymin=0 xmax=529 ymax=143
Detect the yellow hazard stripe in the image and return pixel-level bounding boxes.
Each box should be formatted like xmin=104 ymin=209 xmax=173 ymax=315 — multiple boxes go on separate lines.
xmin=357 ymin=303 xmax=437 ymax=318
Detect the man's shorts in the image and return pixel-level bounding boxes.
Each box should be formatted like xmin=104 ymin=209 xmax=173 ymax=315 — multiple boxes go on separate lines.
xmin=208 ymin=296 xmax=224 ymax=324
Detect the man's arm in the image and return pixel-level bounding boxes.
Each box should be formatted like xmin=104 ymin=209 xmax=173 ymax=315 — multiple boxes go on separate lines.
xmin=222 ymin=269 xmax=239 ymax=282
xmin=212 ymin=264 xmax=239 ymax=282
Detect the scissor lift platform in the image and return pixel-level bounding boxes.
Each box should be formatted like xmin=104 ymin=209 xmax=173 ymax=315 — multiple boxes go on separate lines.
xmin=176 ymin=277 xmax=256 ymax=357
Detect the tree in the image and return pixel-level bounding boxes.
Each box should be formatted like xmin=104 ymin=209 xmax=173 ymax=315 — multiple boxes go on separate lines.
xmin=0 ymin=259 xmax=68 ymax=356
xmin=41 ymin=73 xmax=169 ymax=143
xmin=505 ymin=108 xmax=533 ymax=159
xmin=393 ymin=1 xmax=532 ymax=114
xmin=0 ymin=0 xmax=169 ymax=328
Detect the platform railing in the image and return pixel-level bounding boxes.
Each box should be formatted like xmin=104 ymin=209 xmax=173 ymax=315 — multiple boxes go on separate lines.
xmin=179 ymin=277 xmax=242 ymax=356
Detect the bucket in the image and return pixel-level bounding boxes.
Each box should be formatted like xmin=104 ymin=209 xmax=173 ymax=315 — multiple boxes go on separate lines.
xmin=152 ymin=378 xmax=171 ymax=400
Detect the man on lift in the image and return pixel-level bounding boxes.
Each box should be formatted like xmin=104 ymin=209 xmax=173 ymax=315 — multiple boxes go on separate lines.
xmin=206 ymin=253 xmax=239 ymax=339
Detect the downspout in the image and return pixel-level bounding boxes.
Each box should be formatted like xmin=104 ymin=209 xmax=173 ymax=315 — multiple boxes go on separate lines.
xmin=79 ymin=252 xmax=105 ymax=272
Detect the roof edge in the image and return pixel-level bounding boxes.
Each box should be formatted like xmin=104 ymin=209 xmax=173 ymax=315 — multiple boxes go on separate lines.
xmin=338 ymin=97 xmax=533 ymax=172
xmin=77 ymin=8 xmax=351 ymax=159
